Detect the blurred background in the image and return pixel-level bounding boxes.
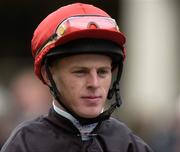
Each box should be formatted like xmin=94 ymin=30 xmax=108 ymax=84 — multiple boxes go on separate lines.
xmin=0 ymin=0 xmax=179 ymax=151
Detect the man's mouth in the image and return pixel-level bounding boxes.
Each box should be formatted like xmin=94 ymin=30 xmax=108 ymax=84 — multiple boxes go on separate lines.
xmin=81 ymin=96 xmax=102 ymax=104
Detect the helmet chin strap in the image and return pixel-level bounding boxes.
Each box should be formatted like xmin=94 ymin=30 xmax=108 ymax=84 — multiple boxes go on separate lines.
xmin=44 ymin=59 xmax=123 ymax=126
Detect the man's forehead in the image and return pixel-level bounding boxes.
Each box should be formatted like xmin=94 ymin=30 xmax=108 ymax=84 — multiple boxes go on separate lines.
xmin=65 ymin=53 xmax=110 ymax=60
xmin=57 ymin=54 xmax=112 ymax=67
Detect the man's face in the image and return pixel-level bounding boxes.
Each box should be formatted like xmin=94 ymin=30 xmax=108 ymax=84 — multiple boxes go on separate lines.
xmin=51 ymin=54 xmax=112 ymax=118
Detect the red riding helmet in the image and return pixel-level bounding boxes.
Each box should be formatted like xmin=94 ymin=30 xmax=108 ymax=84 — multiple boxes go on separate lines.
xmin=31 ymin=3 xmax=126 ymax=82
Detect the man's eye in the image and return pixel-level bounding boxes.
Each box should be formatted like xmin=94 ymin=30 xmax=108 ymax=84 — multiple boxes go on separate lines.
xmin=74 ymin=70 xmax=86 ymax=73
xmin=73 ymin=70 xmax=87 ymax=76
xmin=98 ymin=69 xmax=111 ymax=77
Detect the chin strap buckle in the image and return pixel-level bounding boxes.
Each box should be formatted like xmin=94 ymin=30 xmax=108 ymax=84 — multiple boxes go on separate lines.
xmin=108 ymin=82 xmax=122 ymax=107
xmin=114 ymin=83 xmax=122 ymax=107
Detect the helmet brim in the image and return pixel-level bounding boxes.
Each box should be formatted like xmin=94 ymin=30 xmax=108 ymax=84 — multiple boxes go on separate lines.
xmin=54 ymin=28 xmax=126 ymax=50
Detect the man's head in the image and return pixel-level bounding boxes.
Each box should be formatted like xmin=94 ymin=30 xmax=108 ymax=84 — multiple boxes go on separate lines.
xmin=31 ymin=3 xmax=126 ymax=124
xmin=43 ymin=54 xmax=112 ymax=118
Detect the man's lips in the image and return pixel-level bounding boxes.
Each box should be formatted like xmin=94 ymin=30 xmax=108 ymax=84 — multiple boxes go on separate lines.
xmin=82 ymin=96 xmax=101 ymax=99
xmin=81 ymin=96 xmax=102 ymax=103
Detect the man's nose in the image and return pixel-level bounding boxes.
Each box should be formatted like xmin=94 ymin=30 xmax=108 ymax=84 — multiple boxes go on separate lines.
xmin=86 ymin=70 xmax=100 ymax=89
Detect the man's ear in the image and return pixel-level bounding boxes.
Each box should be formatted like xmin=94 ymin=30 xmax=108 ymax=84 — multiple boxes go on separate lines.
xmin=41 ymin=65 xmax=51 ymax=86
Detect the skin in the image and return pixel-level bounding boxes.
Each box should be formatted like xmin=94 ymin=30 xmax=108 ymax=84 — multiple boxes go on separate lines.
xmin=43 ymin=54 xmax=112 ymax=118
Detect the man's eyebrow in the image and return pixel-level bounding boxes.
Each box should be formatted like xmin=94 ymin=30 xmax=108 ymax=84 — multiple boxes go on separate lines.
xmin=70 ymin=66 xmax=88 ymax=69
xmin=71 ymin=65 xmax=111 ymax=69
xmin=99 ymin=66 xmax=112 ymax=69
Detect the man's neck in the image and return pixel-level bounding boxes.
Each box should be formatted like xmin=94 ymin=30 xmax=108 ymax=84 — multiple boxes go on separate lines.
xmin=52 ymin=101 xmax=98 ymax=141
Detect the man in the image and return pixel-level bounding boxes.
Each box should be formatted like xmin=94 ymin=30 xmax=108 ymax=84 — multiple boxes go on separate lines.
xmin=1 ymin=3 xmax=153 ymax=152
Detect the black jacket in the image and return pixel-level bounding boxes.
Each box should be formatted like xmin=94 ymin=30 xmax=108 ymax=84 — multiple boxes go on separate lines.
xmin=1 ymin=108 xmax=153 ymax=152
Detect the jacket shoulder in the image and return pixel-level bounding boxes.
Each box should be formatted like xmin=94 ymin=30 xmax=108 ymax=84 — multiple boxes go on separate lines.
xmin=97 ymin=117 xmax=154 ymax=152
xmin=1 ymin=116 xmax=49 ymax=152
